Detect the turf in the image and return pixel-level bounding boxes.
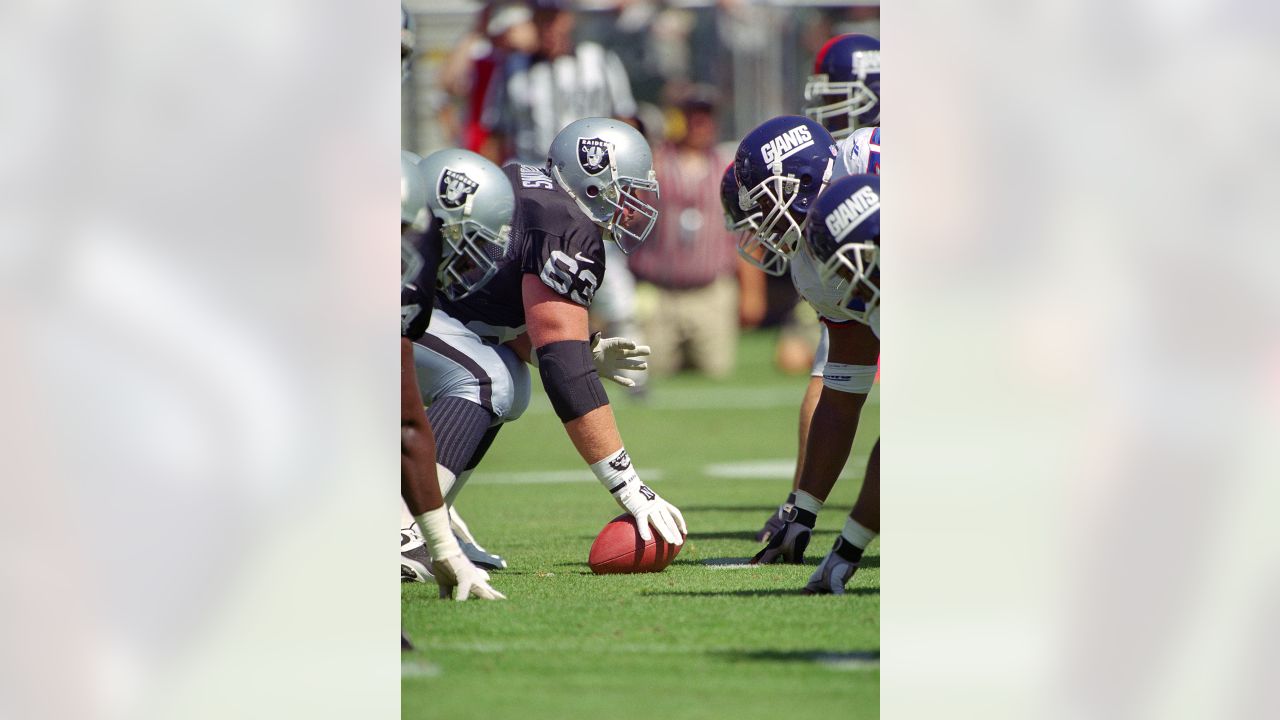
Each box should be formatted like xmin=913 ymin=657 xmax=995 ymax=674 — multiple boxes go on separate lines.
xmin=403 ymin=330 xmax=880 ymax=719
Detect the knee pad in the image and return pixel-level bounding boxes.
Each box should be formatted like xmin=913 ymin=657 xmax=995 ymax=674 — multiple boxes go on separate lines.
xmin=822 ymin=363 xmax=878 ymax=395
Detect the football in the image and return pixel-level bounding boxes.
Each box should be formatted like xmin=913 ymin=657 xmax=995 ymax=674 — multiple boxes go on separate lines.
xmin=588 ymin=513 xmax=683 ymax=574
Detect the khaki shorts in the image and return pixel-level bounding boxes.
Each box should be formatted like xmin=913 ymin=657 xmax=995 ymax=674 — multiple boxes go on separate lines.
xmin=639 ymin=275 xmax=739 ymax=379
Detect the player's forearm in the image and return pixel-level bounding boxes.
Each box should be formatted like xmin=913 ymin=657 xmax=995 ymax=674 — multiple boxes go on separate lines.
xmin=401 ymin=337 xmax=444 ymax=515
xmin=795 ymin=388 xmax=866 ymax=503
xmin=563 ymin=405 xmax=625 ymax=465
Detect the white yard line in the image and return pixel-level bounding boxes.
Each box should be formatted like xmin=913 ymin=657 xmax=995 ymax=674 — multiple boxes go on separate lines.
xmin=524 ymin=384 xmax=880 ymax=414
xmin=470 ymin=456 xmax=869 ymax=486
xmin=417 ymin=639 xmax=879 ymax=669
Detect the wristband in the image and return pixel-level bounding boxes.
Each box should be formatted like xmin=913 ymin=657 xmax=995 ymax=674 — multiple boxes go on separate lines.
xmin=415 ymin=506 xmax=461 ymax=560
xmin=590 ymin=447 xmax=640 ymax=494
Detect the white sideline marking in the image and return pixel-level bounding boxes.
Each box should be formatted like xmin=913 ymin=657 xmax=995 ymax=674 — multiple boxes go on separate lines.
xmin=703 ymin=458 xmax=870 ymax=481
xmin=401 ymin=659 xmax=442 ymax=678
xmin=815 ymin=653 xmax=880 ymax=671
xmin=419 ymin=641 xmax=879 ymax=670
xmin=470 ymin=456 xmax=871 ymax=485
xmin=703 ymin=459 xmax=796 ymax=479
xmin=525 ymin=384 xmax=880 ymax=414
xmin=471 ymin=468 xmax=665 ymax=485
xmin=704 ymin=563 xmax=757 ymax=570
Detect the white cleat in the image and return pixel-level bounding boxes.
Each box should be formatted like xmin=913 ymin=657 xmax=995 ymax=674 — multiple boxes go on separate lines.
xmin=449 ymin=506 xmax=507 ymax=570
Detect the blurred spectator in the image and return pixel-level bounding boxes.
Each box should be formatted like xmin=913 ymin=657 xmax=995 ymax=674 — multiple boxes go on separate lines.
xmin=438 ymin=2 xmax=537 ymax=164
xmin=481 ymin=0 xmax=638 ymax=164
xmin=629 ymin=89 xmax=767 ymax=380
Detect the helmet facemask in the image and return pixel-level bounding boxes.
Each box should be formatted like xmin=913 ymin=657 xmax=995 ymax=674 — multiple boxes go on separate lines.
xmin=803 ymin=76 xmax=878 ymax=139
xmin=602 ymin=174 xmax=659 ymax=254
xmin=815 ymin=238 xmax=879 ymax=324
xmin=739 ymin=172 xmax=806 ymax=265
xmin=435 ymin=193 xmax=510 ymax=300
xmin=730 ymin=206 xmax=788 ymax=277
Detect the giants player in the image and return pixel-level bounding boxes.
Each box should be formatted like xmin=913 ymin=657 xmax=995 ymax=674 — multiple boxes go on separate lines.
xmin=750 ymin=174 xmax=881 ymax=594
xmin=751 ymin=33 xmax=882 ymax=542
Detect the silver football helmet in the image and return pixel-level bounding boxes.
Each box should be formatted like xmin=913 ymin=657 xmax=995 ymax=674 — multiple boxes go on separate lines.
xmin=401 ymin=150 xmax=430 ymax=230
xmin=419 ymin=148 xmax=515 ymax=300
xmin=546 ymin=117 xmax=659 ymax=254
xmin=401 ymin=6 xmax=415 ymax=84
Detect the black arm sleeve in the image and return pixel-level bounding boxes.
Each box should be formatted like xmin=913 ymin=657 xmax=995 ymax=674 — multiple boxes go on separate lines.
xmin=536 ymin=340 xmax=609 ymax=423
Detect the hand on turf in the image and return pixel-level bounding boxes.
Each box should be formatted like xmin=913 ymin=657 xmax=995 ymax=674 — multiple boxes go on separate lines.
xmin=591 ymin=333 xmax=650 ymax=387
xmin=750 ymin=511 xmax=812 ymax=565
xmin=756 ymin=503 xmax=788 ymax=542
xmin=803 ymin=549 xmax=857 ymax=595
xmin=614 ymin=478 xmax=687 ymax=545
xmin=432 ymin=553 xmax=507 ymax=601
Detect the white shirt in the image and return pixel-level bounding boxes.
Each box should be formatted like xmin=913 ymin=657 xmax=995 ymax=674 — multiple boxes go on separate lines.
xmin=831 ymin=126 xmax=881 ymax=181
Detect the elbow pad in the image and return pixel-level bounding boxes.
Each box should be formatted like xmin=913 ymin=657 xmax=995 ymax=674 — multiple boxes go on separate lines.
xmin=536 ymin=339 xmax=609 ymax=422
xmin=822 ymin=363 xmax=878 ymax=395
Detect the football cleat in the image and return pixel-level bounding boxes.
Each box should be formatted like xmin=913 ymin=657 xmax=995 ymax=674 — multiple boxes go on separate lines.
xmin=401 ymin=525 xmax=434 ymax=583
xmin=449 ymin=506 xmax=507 ymax=570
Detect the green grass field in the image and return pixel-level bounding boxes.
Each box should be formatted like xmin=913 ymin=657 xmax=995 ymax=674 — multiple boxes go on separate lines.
xmin=403 ymin=330 xmax=880 ymax=719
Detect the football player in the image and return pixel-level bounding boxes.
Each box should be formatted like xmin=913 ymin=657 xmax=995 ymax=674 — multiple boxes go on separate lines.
xmin=401 ymin=148 xmax=512 ymax=601
xmin=751 ymin=174 xmax=880 ymax=594
xmin=413 ymin=117 xmax=685 ymax=561
xmin=803 ymin=33 xmax=879 ymax=140
xmin=750 ymin=34 xmax=882 ymax=542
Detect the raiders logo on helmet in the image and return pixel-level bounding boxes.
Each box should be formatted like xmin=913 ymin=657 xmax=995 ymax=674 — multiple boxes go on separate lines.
xmin=577 ymin=137 xmax=611 ymax=176
xmin=438 ymin=167 xmax=480 ymax=209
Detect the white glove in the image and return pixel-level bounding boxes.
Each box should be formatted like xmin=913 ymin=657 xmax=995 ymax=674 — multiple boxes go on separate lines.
xmin=415 ymin=506 xmax=506 ymax=601
xmin=432 ymin=553 xmax=507 ymax=601
xmin=591 ymin=448 xmax=686 ymax=545
xmin=803 ymin=542 xmax=860 ymax=595
xmin=614 ymin=477 xmax=686 ymax=545
xmin=590 ymin=332 xmax=650 ymax=387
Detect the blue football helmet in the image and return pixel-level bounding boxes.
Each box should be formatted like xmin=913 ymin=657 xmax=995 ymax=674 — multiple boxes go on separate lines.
xmin=720 ymin=164 xmax=785 ymax=277
xmin=804 ymin=34 xmax=880 ymax=139
xmin=733 ymin=115 xmax=837 ymax=273
xmin=803 ymin=174 xmax=880 ymax=325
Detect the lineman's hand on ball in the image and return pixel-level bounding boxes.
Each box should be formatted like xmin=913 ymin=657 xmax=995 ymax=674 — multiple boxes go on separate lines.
xmin=803 ymin=549 xmax=857 ymax=594
xmin=750 ymin=506 xmax=814 ymax=564
xmin=432 ymin=554 xmax=507 ymax=601
xmin=591 ymin=332 xmax=650 ymax=387
xmin=613 ymin=478 xmax=686 ymax=545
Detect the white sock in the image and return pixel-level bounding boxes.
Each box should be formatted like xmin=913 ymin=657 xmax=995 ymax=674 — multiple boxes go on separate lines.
xmin=436 ymin=464 xmax=458 ymax=498
xmin=792 ymin=490 xmax=824 ymax=515
xmin=841 ymin=517 xmax=878 ymax=550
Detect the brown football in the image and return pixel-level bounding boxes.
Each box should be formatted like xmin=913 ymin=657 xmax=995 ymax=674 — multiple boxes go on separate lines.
xmin=588 ymin=513 xmax=683 ymax=574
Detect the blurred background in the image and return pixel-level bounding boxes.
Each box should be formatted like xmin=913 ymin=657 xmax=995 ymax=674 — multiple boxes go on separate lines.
xmin=403 ymin=0 xmax=879 ymax=384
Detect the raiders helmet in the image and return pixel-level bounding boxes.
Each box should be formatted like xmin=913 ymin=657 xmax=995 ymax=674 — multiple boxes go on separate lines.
xmin=402 ymin=6 xmax=415 ymax=83
xmin=802 ymin=174 xmax=880 ymax=325
xmin=546 ymin=117 xmax=660 ymax=254
xmin=401 ymin=149 xmax=430 ymax=230
xmin=417 ymin=148 xmax=515 ymax=300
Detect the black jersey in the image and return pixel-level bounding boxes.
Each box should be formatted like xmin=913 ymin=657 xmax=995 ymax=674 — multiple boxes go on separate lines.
xmin=435 ymin=164 xmax=606 ymax=343
xmin=401 ymin=215 xmax=443 ymax=341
